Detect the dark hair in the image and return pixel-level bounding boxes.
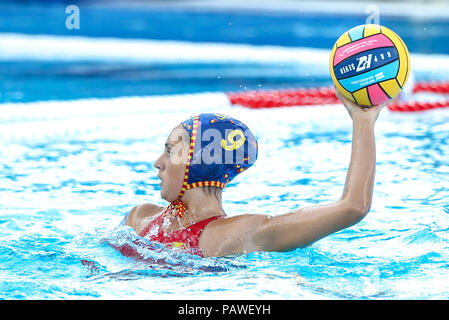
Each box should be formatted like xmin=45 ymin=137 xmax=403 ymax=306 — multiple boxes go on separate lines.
xmin=201 ymin=186 xmax=221 ymax=200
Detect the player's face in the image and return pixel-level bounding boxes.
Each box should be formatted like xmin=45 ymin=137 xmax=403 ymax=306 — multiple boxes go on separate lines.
xmin=154 ymin=126 xmax=190 ymax=202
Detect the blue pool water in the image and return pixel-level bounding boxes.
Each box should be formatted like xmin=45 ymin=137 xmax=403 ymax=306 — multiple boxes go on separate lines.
xmin=1 ymin=1 xmax=449 ymax=299
xmin=1 ymin=99 xmax=449 ymax=299
xmin=1 ymin=1 xmax=449 ymax=103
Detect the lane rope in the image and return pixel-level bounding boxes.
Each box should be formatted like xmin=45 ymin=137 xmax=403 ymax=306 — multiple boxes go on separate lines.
xmin=226 ymin=81 xmax=449 ymax=112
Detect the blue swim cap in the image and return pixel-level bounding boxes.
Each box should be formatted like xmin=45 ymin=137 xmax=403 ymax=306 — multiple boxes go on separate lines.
xmin=177 ymin=113 xmax=258 ymax=198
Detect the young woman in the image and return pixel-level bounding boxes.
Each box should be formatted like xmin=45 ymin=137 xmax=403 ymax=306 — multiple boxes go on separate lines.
xmin=121 ymin=91 xmax=387 ymax=258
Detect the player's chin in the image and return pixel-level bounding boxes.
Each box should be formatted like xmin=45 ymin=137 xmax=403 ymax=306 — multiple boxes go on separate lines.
xmin=159 ymin=183 xmax=167 ymax=199
xmin=160 ymin=186 xmax=176 ymax=203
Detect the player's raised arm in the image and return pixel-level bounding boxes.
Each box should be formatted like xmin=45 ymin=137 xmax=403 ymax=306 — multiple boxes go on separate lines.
xmin=252 ymin=92 xmax=388 ymax=252
xmin=203 ymin=92 xmax=388 ymax=256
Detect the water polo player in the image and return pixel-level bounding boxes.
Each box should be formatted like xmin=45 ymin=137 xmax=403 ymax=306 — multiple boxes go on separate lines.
xmin=122 ymin=93 xmax=387 ymax=257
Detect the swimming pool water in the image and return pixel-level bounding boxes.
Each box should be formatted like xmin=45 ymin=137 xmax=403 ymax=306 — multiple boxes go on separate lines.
xmin=1 ymin=1 xmax=449 ymax=103
xmin=1 ymin=0 xmax=449 ymax=300
xmin=1 ymin=97 xmax=448 ymax=299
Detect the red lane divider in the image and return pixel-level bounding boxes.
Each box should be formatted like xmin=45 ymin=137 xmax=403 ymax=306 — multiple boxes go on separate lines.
xmin=227 ymin=87 xmax=340 ymax=108
xmin=387 ymin=100 xmax=449 ymax=112
xmin=413 ymin=82 xmax=449 ymax=94
xmin=226 ymin=81 xmax=449 ymax=112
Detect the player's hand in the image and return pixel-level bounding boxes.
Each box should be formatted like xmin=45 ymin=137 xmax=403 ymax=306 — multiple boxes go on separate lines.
xmin=336 ymin=90 xmax=389 ymax=122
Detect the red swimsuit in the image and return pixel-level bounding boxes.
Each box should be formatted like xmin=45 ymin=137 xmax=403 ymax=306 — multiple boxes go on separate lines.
xmin=118 ymin=213 xmax=222 ymax=258
xmin=139 ymin=213 xmax=221 ymax=256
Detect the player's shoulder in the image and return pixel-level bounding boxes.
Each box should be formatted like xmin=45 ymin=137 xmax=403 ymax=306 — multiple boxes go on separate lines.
xmin=126 ymin=203 xmax=165 ymax=233
xmin=134 ymin=203 xmax=164 ymax=217
xmin=199 ymin=213 xmax=269 ymax=257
